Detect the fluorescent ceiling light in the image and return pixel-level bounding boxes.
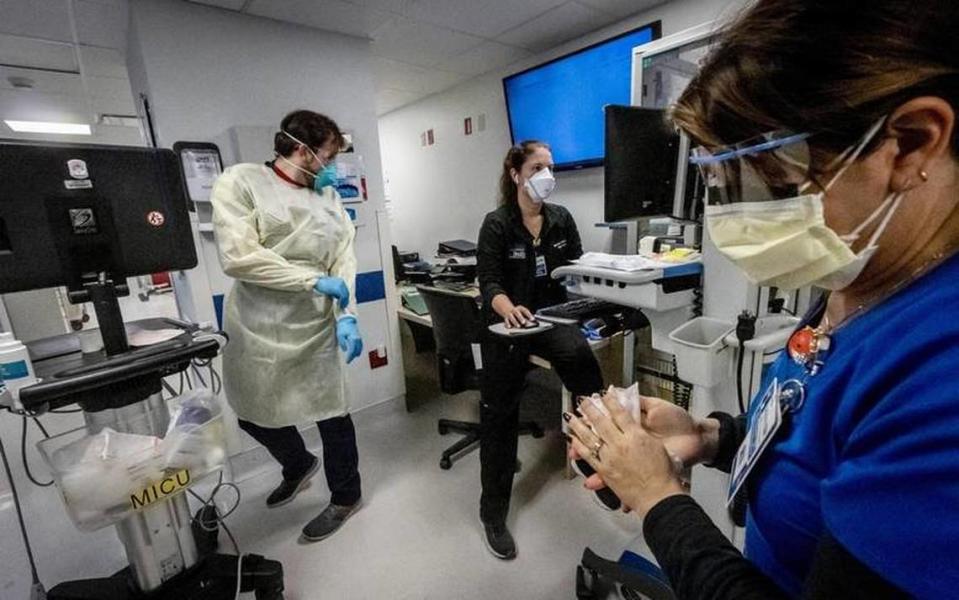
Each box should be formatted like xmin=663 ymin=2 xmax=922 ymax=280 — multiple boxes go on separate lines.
xmin=4 ymin=120 xmax=92 ymax=135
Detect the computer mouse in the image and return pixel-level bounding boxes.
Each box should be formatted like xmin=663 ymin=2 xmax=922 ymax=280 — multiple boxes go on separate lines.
xmin=521 ymin=319 xmax=540 ymax=329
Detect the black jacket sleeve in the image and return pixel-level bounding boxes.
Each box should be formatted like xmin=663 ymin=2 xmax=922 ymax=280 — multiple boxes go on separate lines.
xmin=565 ymin=209 xmax=584 ymax=261
xmin=477 ymin=213 xmax=509 ymax=308
xmin=644 ymin=496 xmax=787 ymax=600
xmin=643 ymin=492 xmax=908 ymax=599
xmin=704 ymin=412 xmax=748 ymax=473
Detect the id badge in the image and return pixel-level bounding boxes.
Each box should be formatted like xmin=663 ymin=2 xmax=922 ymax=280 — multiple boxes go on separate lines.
xmin=509 ymin=245 xmax=526 ymax=260
xmin=535 ymin=253 xmax=548 ymax=278
xmin=726 ymin=378 xmax=784 ymax=507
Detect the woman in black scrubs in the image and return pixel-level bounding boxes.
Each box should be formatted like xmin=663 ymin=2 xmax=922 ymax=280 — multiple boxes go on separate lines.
xmin=476 ymin=140 xmax=604 ymax=560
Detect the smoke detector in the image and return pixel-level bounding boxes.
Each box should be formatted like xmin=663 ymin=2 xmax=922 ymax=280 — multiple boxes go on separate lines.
xmin=7 ymin=76 xmax=35 ymax=89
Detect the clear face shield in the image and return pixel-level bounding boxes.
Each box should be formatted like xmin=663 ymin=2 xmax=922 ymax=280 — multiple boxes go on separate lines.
xmin=689 ymin=118 xmax=887 ymax=207
xmin=690 ymin=131 xmax=816 ymax=206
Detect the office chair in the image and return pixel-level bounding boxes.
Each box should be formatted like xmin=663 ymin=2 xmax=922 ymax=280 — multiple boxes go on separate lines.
xmin=416 ymin=286 xmax=544 ymax=470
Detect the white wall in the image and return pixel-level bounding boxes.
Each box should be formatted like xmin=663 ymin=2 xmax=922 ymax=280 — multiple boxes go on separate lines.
xmin=126 ymin=0 xmax=404 ymax=415
xmin=379 ymin=0 xmax=746 ymax=259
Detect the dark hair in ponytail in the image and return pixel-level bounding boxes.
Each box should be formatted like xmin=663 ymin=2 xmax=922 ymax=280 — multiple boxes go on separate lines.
xmin=499 ymin=140 xmax=550 ymax=207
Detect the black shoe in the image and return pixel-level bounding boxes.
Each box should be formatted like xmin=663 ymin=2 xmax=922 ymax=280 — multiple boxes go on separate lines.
xmin=266 ymin=457 xmax=319 ymax=508
xmin=482 ymin=521 xmax=517 ymax=560
xmin=571 ymin=459 xmax=622 ymax=511
xmin=301 ymin=501 xmax=361 ymax=542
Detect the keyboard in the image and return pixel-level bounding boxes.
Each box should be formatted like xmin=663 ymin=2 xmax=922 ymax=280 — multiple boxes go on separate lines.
xmin=537 ymin=297 xmax=620 ymax=322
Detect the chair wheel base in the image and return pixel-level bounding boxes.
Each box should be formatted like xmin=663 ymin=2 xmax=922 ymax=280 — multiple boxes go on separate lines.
xmin=440 ymin=458 xmax=452 ymax=470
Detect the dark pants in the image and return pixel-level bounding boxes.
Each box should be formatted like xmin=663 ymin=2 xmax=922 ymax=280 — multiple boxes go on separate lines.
xmin=238 ymin=415 xmax=362 ymax=507
xmin=479 ymin=325 xmax=604 ymax=525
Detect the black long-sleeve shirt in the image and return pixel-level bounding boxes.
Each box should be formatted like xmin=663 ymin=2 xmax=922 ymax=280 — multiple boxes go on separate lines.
xmin=477 ymin=202 xmax=584 ymax=322
xmin=642 ymin=413 xmax=908 ymax=599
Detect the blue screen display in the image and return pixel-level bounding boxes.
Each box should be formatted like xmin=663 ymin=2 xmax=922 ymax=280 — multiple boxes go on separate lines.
xmin=503 ymin=26 xmax=657 ymax=170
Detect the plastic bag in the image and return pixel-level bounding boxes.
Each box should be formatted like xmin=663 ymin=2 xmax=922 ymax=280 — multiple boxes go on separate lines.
xmin=163 ymin=389 xmax=226 ymax=473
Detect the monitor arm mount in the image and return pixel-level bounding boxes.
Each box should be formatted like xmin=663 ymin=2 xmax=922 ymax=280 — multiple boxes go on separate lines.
xmin=67 ymin=270 xmax=130 ymax=356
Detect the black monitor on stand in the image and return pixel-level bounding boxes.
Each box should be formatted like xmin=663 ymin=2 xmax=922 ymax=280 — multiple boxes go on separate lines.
xmin=0 ymin=140 xmax=198 ymax=357
xmin=0 ymin=141 xmax=284 ymax=599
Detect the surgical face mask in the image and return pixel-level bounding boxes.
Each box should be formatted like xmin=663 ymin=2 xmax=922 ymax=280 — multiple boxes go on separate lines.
xmin=278 ymin=130 xmax=337 ymax=192
xmin=699 ymin=117 xmax=901 ymax=290
xmin=523 ymin=167 xmax=555 ymax=203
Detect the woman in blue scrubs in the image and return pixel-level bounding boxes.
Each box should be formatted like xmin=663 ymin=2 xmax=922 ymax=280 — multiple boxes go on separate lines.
xmin=566 ymin=1 xmax=959 ymax=598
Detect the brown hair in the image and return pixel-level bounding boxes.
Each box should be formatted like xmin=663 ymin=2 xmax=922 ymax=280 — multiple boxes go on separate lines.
xmin=499 ymin=140 xmax=550 ymax=207
xmin=274 ymin=110 xmax=345 ymax=158
xmin=672 ymin=0 xmax=959 ymax=165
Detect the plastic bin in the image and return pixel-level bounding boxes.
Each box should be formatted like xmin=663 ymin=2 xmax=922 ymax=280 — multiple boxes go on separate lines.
xmin=669 ymin=317 xmax=735 ymax=387
xmin=38 ymin=390 xmax=227 ymax=532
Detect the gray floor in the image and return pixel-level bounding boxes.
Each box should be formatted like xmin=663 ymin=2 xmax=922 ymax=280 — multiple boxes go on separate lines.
xmin=0 ymin=349 xmax=654 ymax=599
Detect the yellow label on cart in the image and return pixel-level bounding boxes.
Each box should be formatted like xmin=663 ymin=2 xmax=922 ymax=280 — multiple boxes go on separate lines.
xmin=130 ymin=469 xmax=192 ymax=511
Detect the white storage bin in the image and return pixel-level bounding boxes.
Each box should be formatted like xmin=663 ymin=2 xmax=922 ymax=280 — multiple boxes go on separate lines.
xmin=669 ymin=317 xmax=735 ymax=387
xmin=38 ymin=390 xmax=227 ymax=531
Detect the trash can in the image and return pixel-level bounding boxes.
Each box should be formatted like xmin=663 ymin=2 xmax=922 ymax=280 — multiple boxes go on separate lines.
xmin=669 ymin=317 xmax=735 ymax=388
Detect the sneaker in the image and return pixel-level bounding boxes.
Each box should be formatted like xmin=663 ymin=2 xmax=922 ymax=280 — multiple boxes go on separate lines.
xmin=266 ymin=457 xmax=319 ymax=508
xmin=571 ymin=459 xmax=622 ymax=511
xmin=301 ymin=501 xmax=361 ymax=542
xmin=482 ymin=521 xmax=517 ymax=560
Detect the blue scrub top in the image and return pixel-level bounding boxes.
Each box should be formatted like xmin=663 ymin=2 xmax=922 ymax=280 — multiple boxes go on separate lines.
xmin=744 ymin=253 xmax=959 ymax=598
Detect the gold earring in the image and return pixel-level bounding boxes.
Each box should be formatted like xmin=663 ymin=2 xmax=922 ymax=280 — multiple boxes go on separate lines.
xmin=920 ymin=170 xmax=930 ymax=182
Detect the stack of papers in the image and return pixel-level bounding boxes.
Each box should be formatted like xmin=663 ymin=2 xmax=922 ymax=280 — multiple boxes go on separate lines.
xmin=574 ymin=252 xmax=701 ymax=273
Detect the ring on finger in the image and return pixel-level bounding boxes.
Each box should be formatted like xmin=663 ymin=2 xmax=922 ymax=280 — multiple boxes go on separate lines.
xmin=590 ymin=439 xmax=606 ymax=460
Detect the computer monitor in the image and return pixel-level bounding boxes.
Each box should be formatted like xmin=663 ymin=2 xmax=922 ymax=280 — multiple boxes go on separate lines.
xmin=0 ymin=141 xmax=197 ymax=294
xmin=603 ymin=106 xmax=681 ymax=222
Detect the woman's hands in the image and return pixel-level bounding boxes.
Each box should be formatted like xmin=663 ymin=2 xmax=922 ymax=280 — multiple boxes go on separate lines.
xmin=640 ymin=395 xmax=721 ymax=467
xmin=491 ymin=294 xmax=534 ymax=328
xmin=566 ymin=394 xmax=688 ymax=517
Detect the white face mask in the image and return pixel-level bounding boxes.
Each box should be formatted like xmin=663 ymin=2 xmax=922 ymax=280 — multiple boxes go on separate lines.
xmin=706 ymin=117 xmax=902 ymax=291
xmin=522 ymin=167 xmax=555 ymax=204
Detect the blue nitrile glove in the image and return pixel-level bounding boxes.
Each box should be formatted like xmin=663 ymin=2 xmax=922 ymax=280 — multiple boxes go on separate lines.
xmin=336 ymin=316 xmax=363 ymax=364
xmin=314 ymin=276 xmax=350 ymax=309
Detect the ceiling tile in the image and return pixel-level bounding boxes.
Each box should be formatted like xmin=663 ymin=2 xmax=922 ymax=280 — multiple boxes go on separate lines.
xmin=91 ymin=84 xmax=137 ymax=115
xmin=575 ymin=0 xmax=666 ymax=19
xmin=496 ymin=2 xmax=615 ymax=53
xmin=247 ymin=0 xmax=393 ymax=38
xmin=0 ymin=89 xmax=94 ymax=123
xmin=88 ymin=75 xmax=134 ymax=101
xmin=407 ymin=0 xmax=566 ymax=38
xmin=433 ymin=41 xmax=530 ymax=77
xmin=371 ymin=17 xmax=482 ymax=67
xmin=376 ymin=87 xmax=424 ymax=114
xmin=75 ymin=0 xmax=129 ymax=50
xmin=348 ymin=0 xmax=418 ymax=16
xmin=0 ymin=0 xmax=73 ymax=43
xmin=187 ymin=0 xmax=248 ymax=9
xmin=0 ymin=67 xmax=84 ymax=95
xmin=372 ymin=57 xmax=466 ymax=93
xmin=0 ymin=34 xmax=78 ymax=72
xmin=79 ymin=46 xmax=127 ymax=78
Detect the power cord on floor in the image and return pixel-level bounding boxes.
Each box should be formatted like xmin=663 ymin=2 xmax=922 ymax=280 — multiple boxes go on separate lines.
xmin=188 ymin=473 xmax=244 ymax=600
